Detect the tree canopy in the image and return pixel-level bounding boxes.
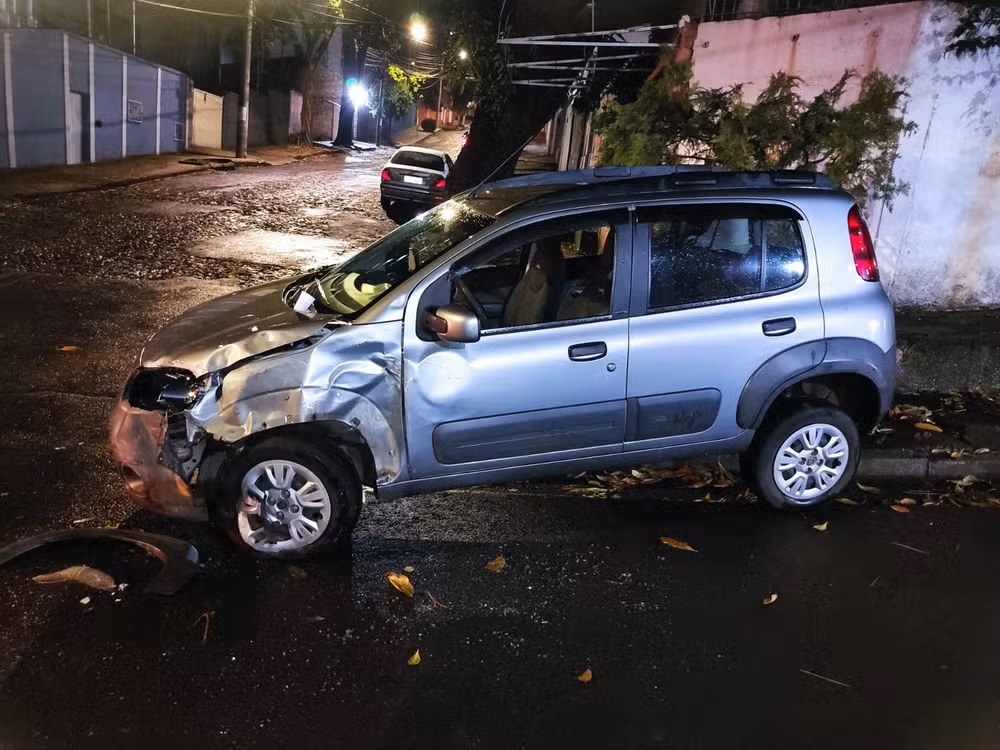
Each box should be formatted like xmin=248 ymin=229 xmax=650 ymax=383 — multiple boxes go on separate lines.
xmin=594 ymin=63 xmax=916 ymax=205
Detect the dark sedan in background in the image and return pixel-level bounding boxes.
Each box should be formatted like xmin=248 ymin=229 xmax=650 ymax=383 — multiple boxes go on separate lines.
xmin=380 ymin=145 xmax=453 ymax=222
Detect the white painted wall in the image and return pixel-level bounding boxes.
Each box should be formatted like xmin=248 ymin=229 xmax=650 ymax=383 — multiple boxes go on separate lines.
xmin=692 ymin=2 xmax=1000 ymax=307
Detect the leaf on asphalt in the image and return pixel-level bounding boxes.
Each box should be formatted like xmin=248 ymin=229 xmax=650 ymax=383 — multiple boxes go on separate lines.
xmin=403 ymin=566 xmax=415 ymax=573
xmin=485 ymin=554 xmax=507 ymax=574
xmin=407 ymin=650 xmax=421 ymax=666
xmin=890 ymin=404 xmax=933 ymax=422
xmin=897 ymin=497 xmax=917 ymax=505
xmin=974 ymin=447 xmax=991 ymax=454
xmin=762 ymin=593 xmax=778 ymax=605
xmin=812 ymin=521 xmax=829 ymax=532
xmin=915 ymin=422 xmax=943 ymax=432
xmin=856 ymin=482 xmax=881 ymax=495
xmin=577 ymin=668 xmax=593 ymax=684
xmin=836 ymin=497 xmax=861 ymax=506
xmin=32 ymin=565 xmax=116 ymax=591
xmin=56 ymin=345 xmax=81 ymax=352
xmin=659 ymin=536 xmax=697 ymax=552
xmin=387 ymin=572 xmax=414 ymax=598
xmin=890 ymin=504 xmax=911 ymax=514
xmin=305 ymin=615 xmax=326 ymax=623
xmin=288 ymin=565 xmax=308 ymax=580
xmin=953 ymin=475 xmax=978 ymax=487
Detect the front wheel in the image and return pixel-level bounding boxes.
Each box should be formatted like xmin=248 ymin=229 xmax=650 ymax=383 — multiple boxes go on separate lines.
xmin=751 ymin=407 xmax=860 ymax=510
xmin=216 ymin=436 xmax=362 ymax=558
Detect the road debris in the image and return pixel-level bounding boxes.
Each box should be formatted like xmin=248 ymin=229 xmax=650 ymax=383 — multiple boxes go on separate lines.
xmin=857 ymin=482 xmax=881 ymax=495
xmin=192 ymin=611 xmax=215 ymax=644
xmin=32 ymin=565 xmax=116 ymax=591
xmin=407 ymin=650 xmax=421 ymax=666
xmin=812 ymin=521 xmax=829 ymax=532
xmin=288 ymin=565 xmax=308 ymax=580
xmin=577 ymin=668 xmax=593 ymax=684
xmin=403 ymin=566 xmax=415 ymax=573
xmin=79 ymin=596 xmax=91 ymax=606
xmin=426 ymin=591 xmax=449 ymax=609
xmin=762 ymin=593 xmax=778 ymax=605
xmin=0 ymin=528 xmax=200 ymax=595
xmin=800 ymin=669 xmax=851 ymax=689
xmin=890 ymin=541 xmax=929 ymax=556
xmin=890 ymin=504 xmax=911 ymax=514
xmin=485 ymin=554 xmax=507 ymax=574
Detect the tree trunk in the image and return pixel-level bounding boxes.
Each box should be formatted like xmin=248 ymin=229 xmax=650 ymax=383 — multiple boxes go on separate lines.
xmin=448 ymin=87 xmax=563 ymax=192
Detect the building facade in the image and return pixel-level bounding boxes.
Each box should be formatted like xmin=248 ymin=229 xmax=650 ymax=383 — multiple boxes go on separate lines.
xmin=0 ymin=28 xmax=188 ymax=168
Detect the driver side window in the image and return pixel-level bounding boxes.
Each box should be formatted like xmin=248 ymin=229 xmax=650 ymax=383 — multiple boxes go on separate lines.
xmin=452 ymin=216 xmax=619 ymax=332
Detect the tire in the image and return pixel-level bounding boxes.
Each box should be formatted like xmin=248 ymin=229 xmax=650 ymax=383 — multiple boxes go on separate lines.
xmin=751 ymin=406 xmax=860 ymax=510
xmin=215 ymin=436 xmax=362 ymax=559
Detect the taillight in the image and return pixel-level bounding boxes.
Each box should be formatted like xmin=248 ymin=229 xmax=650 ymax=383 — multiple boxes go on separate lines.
xmin=381 ymin=169 xmax=391 ymax=181
xmin=434 ymin=177 xmax=446 ymax=189
xmin=848 ymin=205 xmax=879 ymax=282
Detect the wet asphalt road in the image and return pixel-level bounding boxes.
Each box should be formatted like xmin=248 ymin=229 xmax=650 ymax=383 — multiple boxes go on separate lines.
xmin=1 ymin=143 xmax=1000 ymax=748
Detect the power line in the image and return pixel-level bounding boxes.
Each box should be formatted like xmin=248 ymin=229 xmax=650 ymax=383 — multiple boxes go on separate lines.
xmin=135 ymin=0 xmax=245 ymax=18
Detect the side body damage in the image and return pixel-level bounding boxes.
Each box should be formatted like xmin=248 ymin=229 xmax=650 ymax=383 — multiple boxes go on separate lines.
xmin=110 ymin=319 xmax=405 ymax=521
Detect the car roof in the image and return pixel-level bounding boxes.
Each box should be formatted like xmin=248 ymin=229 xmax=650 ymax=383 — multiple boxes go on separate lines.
xmin=392 ymin=146 xmax=448 ymax=158
xmin=463 ymin=167 xmax=848 ymax=217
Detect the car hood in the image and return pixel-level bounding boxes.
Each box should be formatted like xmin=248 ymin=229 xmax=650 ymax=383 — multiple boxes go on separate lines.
xmin=140 ymin=277 xmax=339 ymax=374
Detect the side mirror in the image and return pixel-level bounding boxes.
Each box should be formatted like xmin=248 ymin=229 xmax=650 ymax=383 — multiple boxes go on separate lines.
xmin=425 ymin=304 xmax=480 ymax=343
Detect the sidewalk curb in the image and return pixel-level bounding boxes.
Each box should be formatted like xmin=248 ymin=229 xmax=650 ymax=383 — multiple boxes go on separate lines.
xmin=858 ymin=452 xmax=1000 ymax=482
xmin=721 ymin=451 xmax=1000 ymax=482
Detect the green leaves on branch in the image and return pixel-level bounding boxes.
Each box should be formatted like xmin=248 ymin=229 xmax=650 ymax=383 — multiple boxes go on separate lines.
xmin=593 ymin=62 xmax=916 ymax=206
xmin=384 ymin=65 xmax=425 ymax=119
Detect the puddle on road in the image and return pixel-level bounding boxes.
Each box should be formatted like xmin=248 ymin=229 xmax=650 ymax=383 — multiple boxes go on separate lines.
xmin=188 ymin=230 xmax=359 ymax=270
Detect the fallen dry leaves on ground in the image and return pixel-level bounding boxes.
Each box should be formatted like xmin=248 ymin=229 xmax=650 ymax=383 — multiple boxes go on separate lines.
xmin=485 ymin=555 xmax=507 ymax=574
xmin=32 ymin=565 xmax=116 ymax=591
xmin=659 ymin=536 xmax=697 ymax=552
xmin=565 ymin=462 xmax=742 ymax=500
xmin=762 ymin=594 xmax=778 ymax=605
xmin=407 ymin=650 xmax=421 ymax=666
xmin=577 ymin=668 xmax=593 ymax=684
xmin=387 ymin=572 xmax=414 ymax=598
xmin=812 ymin=521 xmax=829 ymax=532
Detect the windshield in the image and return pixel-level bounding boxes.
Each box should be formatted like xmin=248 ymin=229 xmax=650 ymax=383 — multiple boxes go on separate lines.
xmin=315 ymin=202 xmax=495 ymax=317
xmin=391 ymin=150 xmax=445 ymax=171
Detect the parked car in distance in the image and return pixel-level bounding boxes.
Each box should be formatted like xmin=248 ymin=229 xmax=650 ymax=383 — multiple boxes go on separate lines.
xmin=110 ymin=167 xmax=896 ymax=559
xmin=380 ymin=145 xmax=453 ymax=221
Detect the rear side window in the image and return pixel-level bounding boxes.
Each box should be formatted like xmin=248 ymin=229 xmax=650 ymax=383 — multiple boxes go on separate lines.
xmin=640 ymin=205 xmax=805 ymax=310
xmin=391 ymin=150 xmax=445 ymax=171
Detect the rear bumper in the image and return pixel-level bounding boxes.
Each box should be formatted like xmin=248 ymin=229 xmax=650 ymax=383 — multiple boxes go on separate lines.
xmin=380 ymin=183 xmax=446 ymax=204
xmin=108 ymin=399 xmax=209 ymax=522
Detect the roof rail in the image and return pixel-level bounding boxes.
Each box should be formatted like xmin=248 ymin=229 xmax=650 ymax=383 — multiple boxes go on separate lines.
xmin=480 ymin=166 xmax=837 ymax=192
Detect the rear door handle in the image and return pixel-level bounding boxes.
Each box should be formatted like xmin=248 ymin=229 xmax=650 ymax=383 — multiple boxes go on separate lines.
xmin=568 ymin=342 xmax=607 ymax=361
xmin=762 ymin=317 xmax=797 ymax=336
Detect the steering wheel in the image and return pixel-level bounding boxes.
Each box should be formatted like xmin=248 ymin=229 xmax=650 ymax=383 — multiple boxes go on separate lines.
xmin=454 ymin=276 xmax=488 ymax=322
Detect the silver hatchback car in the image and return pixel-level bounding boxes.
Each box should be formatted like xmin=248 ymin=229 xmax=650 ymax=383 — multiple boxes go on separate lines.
xmin=110 ymin=168 xmax=895 ymax=557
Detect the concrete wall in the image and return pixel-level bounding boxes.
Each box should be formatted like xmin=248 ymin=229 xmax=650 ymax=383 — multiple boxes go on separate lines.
xmin=0 ymin=29 xmax=189 ymax=168
xmin=691 ymin=2 xmax=1000 ymax=307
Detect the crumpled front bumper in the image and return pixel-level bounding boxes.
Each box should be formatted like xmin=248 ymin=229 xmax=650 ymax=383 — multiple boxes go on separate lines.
xmin=108 ymin=399 xmax=209 ymax=522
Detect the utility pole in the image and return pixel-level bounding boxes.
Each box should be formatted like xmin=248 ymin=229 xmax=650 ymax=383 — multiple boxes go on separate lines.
xmin=237 ymin=0 xmax=253 ymax=158
xmin=131 ymin=0 xmax=136 ymax=54
xmin=86 ymin=0 xmax=92 ymax=38
xmin=435 ymin=74 xmax=443 ymax=127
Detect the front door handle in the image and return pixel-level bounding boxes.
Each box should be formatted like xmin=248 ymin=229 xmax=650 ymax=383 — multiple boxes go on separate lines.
xmin=762 ymin=317 xmax=797 ymax=336
xmin=568 ymin=342 xmax=607 ymax=362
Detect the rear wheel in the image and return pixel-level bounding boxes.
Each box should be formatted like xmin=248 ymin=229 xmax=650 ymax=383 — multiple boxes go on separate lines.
xmin=217 ymin=436 xmax=362 ymax=558
xmin=751 ymin=407 xmax=860 ymax=509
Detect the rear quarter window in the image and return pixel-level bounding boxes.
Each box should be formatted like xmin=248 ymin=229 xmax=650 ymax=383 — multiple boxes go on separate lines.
xmin=391 ymin=151 xmax=445 ymax=171
xmin=638 ymin=204 xmax=806 ymax=311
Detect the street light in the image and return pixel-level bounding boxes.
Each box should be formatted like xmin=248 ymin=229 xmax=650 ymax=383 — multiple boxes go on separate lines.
xmin=410 ymin=18 xmax=428 ymax=42
xmin=457 ymin=49 xmax=468 ymax=61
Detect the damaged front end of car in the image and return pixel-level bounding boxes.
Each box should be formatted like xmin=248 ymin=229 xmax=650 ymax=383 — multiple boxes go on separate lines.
xmin=109 ymin=280 xmax=407 ymax=523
